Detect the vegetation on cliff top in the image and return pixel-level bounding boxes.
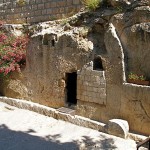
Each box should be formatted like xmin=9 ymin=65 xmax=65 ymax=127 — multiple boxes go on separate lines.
xmin=81 ymin=0 xmax=102 ymax=11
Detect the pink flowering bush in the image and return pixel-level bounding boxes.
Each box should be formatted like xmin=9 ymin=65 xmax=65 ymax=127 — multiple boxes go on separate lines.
xmin=0 ymin=21 xmax=28 ymax=78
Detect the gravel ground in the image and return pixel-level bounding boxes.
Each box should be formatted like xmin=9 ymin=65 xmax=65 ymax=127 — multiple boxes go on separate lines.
xmin=0 ymin=101 xmax=136 ymax=150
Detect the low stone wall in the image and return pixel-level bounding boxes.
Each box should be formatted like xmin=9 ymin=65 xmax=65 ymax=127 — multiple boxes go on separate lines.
xmin=0 ymin=0 xmax=82 ymax=24
xmin=121 ymin=83 xmax=150 ymax=135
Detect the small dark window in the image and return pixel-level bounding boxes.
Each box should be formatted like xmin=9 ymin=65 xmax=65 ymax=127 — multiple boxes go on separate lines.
xmin=43 ymin=35 xmax=49 ymax=45
xmin=51 ymin=39 xmax=55 ymax=47
xmin=93 ymin=56 xmax=103 ymax=70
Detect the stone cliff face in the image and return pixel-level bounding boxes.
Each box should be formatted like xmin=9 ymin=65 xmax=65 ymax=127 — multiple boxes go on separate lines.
xmin=111 ymin=1 xmax=150 ymax=78
xmin=25 ymin=25 xmax=92 ymax=107
xmin=1 ymin=0 xmax=150 ymax=135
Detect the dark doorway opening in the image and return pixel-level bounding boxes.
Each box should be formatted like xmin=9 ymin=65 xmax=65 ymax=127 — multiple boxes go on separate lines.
xmin=66 ymin=72 xmax=77 ymax=105
xmin=93 ymin=56 xmax=103 ymax=70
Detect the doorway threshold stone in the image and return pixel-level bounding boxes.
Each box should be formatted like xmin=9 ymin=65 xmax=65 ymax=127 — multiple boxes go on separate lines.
xmin=57 ymin=107 xmax=76 ymax=115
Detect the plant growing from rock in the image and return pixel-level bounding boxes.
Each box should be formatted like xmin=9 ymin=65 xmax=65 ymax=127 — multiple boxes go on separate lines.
xmin=128 ymin=72 xmax=149 ymax=86
xmin=81 ymin=0 xmax=102 ymax=11
xmin=116 ymin=6 xmax=123 ymax=13
xmin=128 ymin=72 xmax=146 ymax=81
xmin=16 ymin=0 xmax=26 ymax=6
xmin=0 ymin=21 xmax=28 ymax=78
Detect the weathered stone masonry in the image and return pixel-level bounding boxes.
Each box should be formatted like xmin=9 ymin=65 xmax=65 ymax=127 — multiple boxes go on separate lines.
xmin=77 ymin=67 xmax=106 ymax=105
xmin=0 ymin=0 xmax=82 ymax=23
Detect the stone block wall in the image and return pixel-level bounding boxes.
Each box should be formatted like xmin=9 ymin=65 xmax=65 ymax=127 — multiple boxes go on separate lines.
xmin=121 ymin=83 xmax=150 ymax=135
xmin=77 ymin=67 xmax=106 ymax=105
xmin=0 ymin=0 xmax=82 ymax=24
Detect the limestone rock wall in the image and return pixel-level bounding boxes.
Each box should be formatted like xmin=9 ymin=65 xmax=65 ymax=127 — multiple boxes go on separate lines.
xmin=111 ymin=5 xmax=150 ymax=78
xmin=76 ymin=23 xmax=125 ymax=125
xmin=76 ymin=22 xmax=150 ymax=135
xmin=0 ymin=70 xmax=28 ymax=99
xmin=23 ymin=26 xmax=92 ymax=108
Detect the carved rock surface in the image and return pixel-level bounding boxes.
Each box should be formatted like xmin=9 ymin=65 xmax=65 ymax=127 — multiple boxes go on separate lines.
xmin=111 ymin=5 xmax=150 ymax=77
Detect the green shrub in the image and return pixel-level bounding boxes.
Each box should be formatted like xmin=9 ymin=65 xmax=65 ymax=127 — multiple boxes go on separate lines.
xmin=81 ymin=0 xmax=101 ymax=11
xmin=128 ymin=72 xmax=146 ymax=81
xmin=16 ymin=0 xmax=26 ymax=6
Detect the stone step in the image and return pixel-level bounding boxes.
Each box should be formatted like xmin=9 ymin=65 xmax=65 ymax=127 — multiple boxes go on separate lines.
xmin=57 ymin=107 xmax=76 ymax=115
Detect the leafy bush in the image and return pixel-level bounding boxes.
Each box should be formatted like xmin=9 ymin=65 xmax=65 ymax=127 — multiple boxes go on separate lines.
xmin=0 ymin=21 xmax=28 ymax=78
xmin=16 ymin=0 xmax=26 ymax=6
xmin=128 ymin=72 xmax=146 ymax=81
xmin=81 ymin=0 xmax=101 ymax=11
